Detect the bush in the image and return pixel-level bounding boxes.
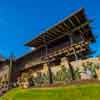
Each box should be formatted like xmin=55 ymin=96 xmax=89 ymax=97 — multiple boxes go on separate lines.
xmin=54 ymin=65 xmax=72 ymax=82
xmin=34 ymin=72 xmax=49 ymax=86
xmin=74 ymin=68 xmax=81 ymax=80
xmin=82 ymin=62 xmax=100 ymax=79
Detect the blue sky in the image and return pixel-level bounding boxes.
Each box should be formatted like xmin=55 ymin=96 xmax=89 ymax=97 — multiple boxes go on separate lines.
xmin=0 ymin=0 xmax=99 ymax=58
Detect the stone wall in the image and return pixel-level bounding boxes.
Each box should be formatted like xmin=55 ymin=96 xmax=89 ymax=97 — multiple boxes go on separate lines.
xmin=71 ymin=57 xmax=100 ymax=69
xmin=48 ymin=57 xmax=100 ymax=81
xmin=16 ymin=57 xmax=100 ymax=86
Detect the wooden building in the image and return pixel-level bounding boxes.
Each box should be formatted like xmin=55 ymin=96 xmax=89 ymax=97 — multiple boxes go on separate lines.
xmin=12 ymin=8 xmax=95 ymax=84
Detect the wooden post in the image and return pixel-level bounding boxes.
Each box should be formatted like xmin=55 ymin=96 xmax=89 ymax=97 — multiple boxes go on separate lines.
xmin=8 ymin=56 xmax=13 ymax=88
xmin=79 ymin=29 xmax=85 ymax=60
xmin=70 ymin=36 xmax=78 ymax=60
xmin=43 ymin=35 xmax=53 ymax=84
xmin=67 ymin=59 xmax=75 ymax=80
xmin=8 ymin=54 xmax=15 ymax=88
xmin=47 ymin=63 xmax=53 ymax=84
xmin=69 ymin=36 xmax=78 ymax=80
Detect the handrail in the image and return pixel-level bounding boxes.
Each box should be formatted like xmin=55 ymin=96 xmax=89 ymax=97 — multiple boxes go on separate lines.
xmin=42 ymin=41 xmax=89 ymax=60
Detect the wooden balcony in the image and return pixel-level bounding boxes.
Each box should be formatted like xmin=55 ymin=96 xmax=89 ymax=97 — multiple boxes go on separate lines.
xmin=42 ymin=41 xmax=89 ymax=61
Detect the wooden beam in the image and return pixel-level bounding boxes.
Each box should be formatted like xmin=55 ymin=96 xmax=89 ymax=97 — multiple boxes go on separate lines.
xmin=74 ymin=15 xmax=80 ymax=24
xmin=46 ymin=42 xmax=87 ymax=59
xmin=54 ymin=26 xmax=65 ymax=33
xmin=71 ymin=21 xmax=89 ymax=32
xmin=35 ymin=21 xmax=89 ymax=48
xmin=43 ymin=32 xmax=54 ymax=40
xmin=49 ymin=30 xmax=59 ymax=36
xmin=62 ymin=22 xmax=70 ymax=30
xmin=68 ymin=18 xmax=75 ymax=27
xmin=42 ymin=41 xmax=88 ymax=61
xmin=29 ymin=37 xmax=44 ymax=46
xmin=56 ymin=26 xmax=65 ymax=33
xmin=57 ymin=24 xmax=67 ymax=32
xmin=47 ymin=31 xmax=57 ymax=38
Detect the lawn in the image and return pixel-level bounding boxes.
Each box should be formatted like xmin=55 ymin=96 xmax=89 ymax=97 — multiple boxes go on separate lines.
xmin=1 ymin=83 xmax=100 ymax=100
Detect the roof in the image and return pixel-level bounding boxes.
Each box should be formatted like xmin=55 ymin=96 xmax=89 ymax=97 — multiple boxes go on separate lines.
xmin=0 ymin=55 xmax=8 ymax=67
xmin=0 ymin=54 xmax=5 ymax=62
xmin=25 ymin=8 xmax=95 ymax=48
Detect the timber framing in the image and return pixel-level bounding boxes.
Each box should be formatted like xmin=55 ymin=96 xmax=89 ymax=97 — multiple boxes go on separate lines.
xmin=25 ymin=8 xmax=95 ymax=48
xmin=15 ymin=8 xmax=95 ymax=69
xmin=42 ymin=41 xmax=89 ymax=61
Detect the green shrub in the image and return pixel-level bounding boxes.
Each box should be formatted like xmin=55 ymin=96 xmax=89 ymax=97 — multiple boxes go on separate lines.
xmin=82 ymin=62 xmax=100 ymax=79
xmin=74 ymin=68 xmax=81 ymax=80
xmin=54 ymin=65 xmax=72 ymax=82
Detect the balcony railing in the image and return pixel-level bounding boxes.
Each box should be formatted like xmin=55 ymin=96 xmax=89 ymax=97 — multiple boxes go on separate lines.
xmin=42 ymin=41 xmax=89 ymax=61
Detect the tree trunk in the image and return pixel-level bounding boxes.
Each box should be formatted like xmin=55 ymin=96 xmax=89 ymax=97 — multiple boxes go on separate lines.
xmin=48 ymin=64 xmax=53 ymax=84
xmin=68 ymin=60 xmax=75 ymax=80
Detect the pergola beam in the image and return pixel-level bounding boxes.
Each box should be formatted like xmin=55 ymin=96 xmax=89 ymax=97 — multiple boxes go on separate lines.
xmin=74 ymin=15 xmax=81 ymax=24
xmin=46 ymin=31 xmax=57 ymax=38
xmin=36 ymin=21 xmax=89 ymax=48
xmin=25 ymin=9 xmax=94 ymax=48
xmin=57 ymin=24 xmax=68 ymax=32
xmin=49 ymin=30 xmax=60 ymax=37
xmin=68 ymin=18 xmax=75 ymax=27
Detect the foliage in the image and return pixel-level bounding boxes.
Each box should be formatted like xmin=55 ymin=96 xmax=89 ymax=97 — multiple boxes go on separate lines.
xmin=82 ymin=62 xmax=100 ymax=78
xmin=18 ymin=62 xmax=100 ymax=87
xmin=34 ymin=72 xmax=49 ymax=86
xmin=53 ymin=65 xmax=72 ymax=82
xmin=74 ymin=67 xmax=81 ymax=80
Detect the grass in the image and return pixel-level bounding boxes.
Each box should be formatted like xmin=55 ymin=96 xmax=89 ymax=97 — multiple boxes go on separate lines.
xmin=1 ymin=83 xmax=100 ymax=100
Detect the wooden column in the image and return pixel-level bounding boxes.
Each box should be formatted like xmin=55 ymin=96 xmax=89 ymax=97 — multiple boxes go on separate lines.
xmin=43 ymin=63 xmax=53 ymax=84
xmin=47 ymin=63 xmax=53 ymax=84
xmin=79 ymin=29 xmax=85 ymax=60
xmin=8 ymin=56 xmax=15 ymax=88
xmin=70 ymin=36 xmax=78 ymax=60
xmin=43 ymin=35 xmax=53 ymax=84
xmin=67 ymin=59 xmax=75 ymax=80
